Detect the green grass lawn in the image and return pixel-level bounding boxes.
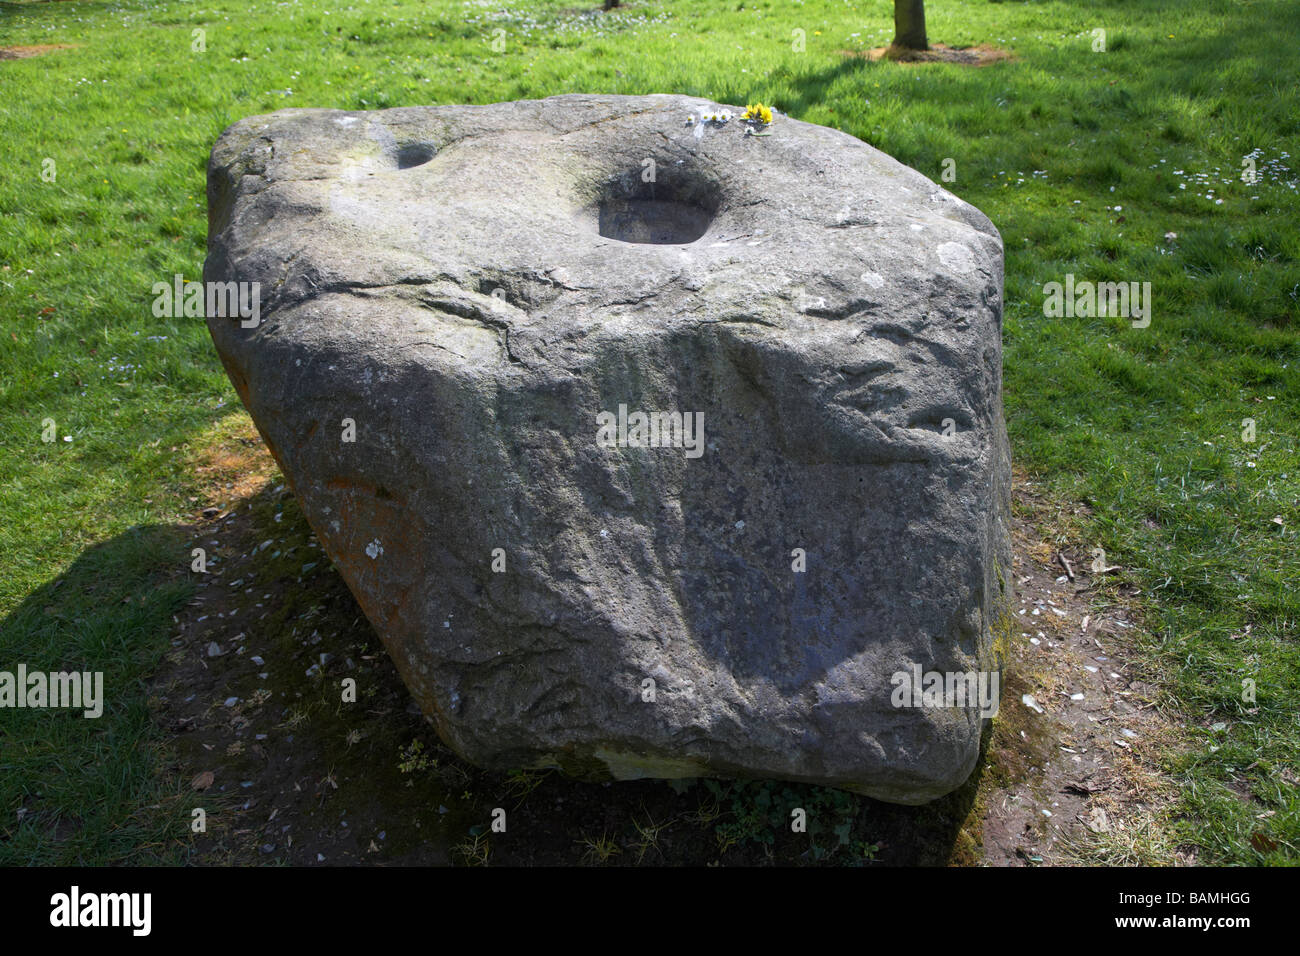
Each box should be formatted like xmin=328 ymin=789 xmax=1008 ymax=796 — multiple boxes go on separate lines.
xmin=1 ymin=0 xmax=1296 ymax=865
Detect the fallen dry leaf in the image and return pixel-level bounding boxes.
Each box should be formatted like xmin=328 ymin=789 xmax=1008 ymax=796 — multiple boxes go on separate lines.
xmin=1250 ymin=831 xmax=1279 ymax=854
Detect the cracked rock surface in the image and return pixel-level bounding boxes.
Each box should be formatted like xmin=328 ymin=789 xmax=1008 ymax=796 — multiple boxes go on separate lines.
xmin=204 ymin=93 xmax=1012 ymax=803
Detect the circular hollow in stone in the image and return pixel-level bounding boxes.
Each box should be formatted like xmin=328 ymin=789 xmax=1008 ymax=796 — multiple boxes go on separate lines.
xmin=598 ymin=198 xmax=713 ymax=244
xmin=595 ymin=169 xmax=720 ymax=244
xmin=394 ymin=143 xmax=437 ymax=169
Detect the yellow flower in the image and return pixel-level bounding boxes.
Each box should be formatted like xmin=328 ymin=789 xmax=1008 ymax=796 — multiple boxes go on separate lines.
xmin=742 ymin=102 xmax=773 ymax=126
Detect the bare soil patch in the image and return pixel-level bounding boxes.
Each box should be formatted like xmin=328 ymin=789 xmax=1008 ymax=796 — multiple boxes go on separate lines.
xmin=980 ymin=475 xmax=1189 ymax=865
xmin=845 ymin=43 xmax=1014 ymax=67
xmin=0 ymin=44 xmax=80 ymax=61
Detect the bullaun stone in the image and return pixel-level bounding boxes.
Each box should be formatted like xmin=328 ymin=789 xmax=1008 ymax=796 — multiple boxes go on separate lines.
xmin=204 ymin=94 xmax=1012 ymax=804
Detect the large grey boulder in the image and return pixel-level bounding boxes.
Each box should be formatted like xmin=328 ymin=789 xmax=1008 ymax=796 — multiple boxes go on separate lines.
xmin=204 ymin=93 xmax=1012 ymax=804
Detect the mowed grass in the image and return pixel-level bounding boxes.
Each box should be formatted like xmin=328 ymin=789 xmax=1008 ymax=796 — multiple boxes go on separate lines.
xmin=0 ymin=0 xmax=1296 ymax=864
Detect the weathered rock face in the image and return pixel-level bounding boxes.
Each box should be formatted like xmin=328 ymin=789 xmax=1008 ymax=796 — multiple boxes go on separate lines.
xmin=204 ymin=94 xmax=1012 ymax=804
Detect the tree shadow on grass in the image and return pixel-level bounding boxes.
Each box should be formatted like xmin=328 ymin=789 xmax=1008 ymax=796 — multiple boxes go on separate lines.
xmin=0 ymin=523 xmax=195 ymax=865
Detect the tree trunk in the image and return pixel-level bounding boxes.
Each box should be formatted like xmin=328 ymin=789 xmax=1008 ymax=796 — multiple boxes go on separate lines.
xmin=893 ymin=0 xmax=928 ymax=50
